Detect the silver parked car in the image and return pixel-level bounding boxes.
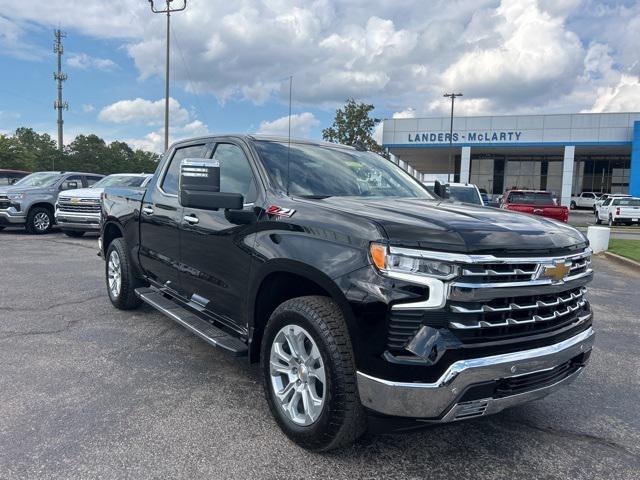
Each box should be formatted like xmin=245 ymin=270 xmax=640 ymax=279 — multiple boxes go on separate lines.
xmin=0 ymin=171 xmax=104 ymax=234
xmin=55 ymin=173 xmax=152 ymax=237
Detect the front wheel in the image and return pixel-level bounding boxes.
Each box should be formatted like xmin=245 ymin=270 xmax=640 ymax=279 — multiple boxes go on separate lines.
xmin=62 ymin=230 xmax=85 ymax=238
xmin=595 ymin=213 xmax=602 ymax=225
xmin=26 ymin=207 xmax=53 ymax=234
xmin=261 ymin=296 xmax=366 ymax=451
xmin=105 ymin=238 xmax=142 ymax=310
xmin=570 ymin=201 xmax=577 ymax=210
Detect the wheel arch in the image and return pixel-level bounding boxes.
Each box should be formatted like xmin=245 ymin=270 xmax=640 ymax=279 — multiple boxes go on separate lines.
xmin=102 ymin=219 xmax=124 ymax=256
xmin=28 ymin=202 xmax=54 ymax=216
xmin=248 ymin=260 xmax=356 ymax=364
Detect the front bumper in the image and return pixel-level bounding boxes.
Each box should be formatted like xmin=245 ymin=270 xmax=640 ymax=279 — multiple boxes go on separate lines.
xmin=55 ymin=211 xmax=101 ymax=231
xmin=0 ymin=210 xmax=26 ymax=225
xmin=357 ymin=327 xmax=594 ymax=421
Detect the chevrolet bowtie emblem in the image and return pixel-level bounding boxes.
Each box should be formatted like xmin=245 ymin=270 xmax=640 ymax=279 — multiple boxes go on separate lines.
xmin=539 ymin=261 xmax=571 ymax=282
xmin=71 ymin=197 xmax=80 ymax=203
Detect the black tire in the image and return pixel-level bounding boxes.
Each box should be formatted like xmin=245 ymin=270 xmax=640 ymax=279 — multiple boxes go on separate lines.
xmin=26 ymin=206 xmax=54 ymax=234
xmin=608 ymin=215 xmax=615 ymax=227
xmin=261 ymin=296 xmax=366 ymax=451
xmin=105 ymin=238 xmax=143 ymax=310
xmin=595 ymin=213 xmax=602 ymax=225
xmin=62 ymin=230 xmax=85 ymax=238
xmin=570 ymin=201 xmax=577 ymax=210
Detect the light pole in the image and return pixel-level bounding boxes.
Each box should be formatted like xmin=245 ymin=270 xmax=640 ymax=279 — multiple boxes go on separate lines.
xmin=444 ymin=92 xmax=463 ymax=181
xmin=148 ymin=0 xmax=187 ymax=152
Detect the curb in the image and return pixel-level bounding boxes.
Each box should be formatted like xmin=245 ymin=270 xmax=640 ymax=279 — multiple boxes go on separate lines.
xmin=602 ymin=251 xmax=640 ymax=268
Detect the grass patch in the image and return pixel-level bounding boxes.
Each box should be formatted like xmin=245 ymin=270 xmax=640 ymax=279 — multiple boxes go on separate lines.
xmin=608 ymin=239 xmax=640 ymax=262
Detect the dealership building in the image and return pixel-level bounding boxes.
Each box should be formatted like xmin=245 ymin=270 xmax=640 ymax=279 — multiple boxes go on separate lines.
xmin=382 ymin=112 xmax=640 ymax=206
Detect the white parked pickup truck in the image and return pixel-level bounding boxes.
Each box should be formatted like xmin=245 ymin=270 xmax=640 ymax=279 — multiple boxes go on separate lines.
xmin=595 ymin=196 xmax=640 ymax=226
xmin=570 ymin=192 xmax=601 ymax=210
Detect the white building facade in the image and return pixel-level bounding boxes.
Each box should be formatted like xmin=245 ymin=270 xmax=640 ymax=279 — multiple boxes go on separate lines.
xmin=382 ymin=112 xmax=640 ymax=207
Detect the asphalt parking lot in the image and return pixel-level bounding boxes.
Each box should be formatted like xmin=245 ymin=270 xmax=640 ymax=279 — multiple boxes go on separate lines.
xmin=1 ymin=229 xmax=639 ymax=480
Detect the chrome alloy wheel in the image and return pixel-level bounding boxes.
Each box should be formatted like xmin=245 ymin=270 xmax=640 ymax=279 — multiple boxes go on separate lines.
xmin=269 ymin=324 xmax=326 ymax=426
xmin=33 ymin=212 xmax=50 ymax=231
xmin=107 ymin=250 xmax=122 ymax=298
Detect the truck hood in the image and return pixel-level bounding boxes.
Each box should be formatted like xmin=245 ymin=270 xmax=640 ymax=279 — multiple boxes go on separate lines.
xmin=315 ymin=197 xmax=587 ymax=254
xmin=0 ymin=185 xmax=50 ymax=195
xmin=58 ymin=187 xmax=103 ymax=200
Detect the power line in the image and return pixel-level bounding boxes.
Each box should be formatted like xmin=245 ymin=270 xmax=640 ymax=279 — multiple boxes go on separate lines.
xmin=53 ymin=29 xmax=68 ymax=153
xmin=170 ymin=23 xmax=211 ymax=130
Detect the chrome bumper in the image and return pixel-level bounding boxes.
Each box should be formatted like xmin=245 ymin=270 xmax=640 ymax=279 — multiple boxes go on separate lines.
xmin=55 ymin=212 xmax=101 ymax=230
xmin=357 ymin=327 xmax=594 ymax=421
xmin=0 ymin=210 xmax=26 ymax=224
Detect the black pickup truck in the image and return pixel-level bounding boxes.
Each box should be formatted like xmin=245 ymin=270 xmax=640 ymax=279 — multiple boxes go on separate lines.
xmin=100 ymin=135 xmax=595 ymax=451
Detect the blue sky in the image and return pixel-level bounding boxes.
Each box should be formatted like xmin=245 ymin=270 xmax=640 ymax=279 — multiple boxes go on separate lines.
xmin=1 ymin=0 xmax=639 ymax=152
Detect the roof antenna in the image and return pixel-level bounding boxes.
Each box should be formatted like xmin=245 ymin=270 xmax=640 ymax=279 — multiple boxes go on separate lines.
xmin=286 ymin=75 xmax=292 ymax=196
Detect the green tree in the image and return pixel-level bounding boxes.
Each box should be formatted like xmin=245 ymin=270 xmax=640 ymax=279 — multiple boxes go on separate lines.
xmin=322 ymin=98 xmax=384 ymax=153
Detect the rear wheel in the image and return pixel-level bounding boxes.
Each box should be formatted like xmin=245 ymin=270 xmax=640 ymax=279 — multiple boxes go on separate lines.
xmin=570 ymin=201 xmax=577 ymax=210
xmin=595 ymin=212 xmax=602 ymax=225
xmin=261 ymin=296 xmax=366 ymax=451
xmin=62 ymin=230 xmax=85 ymax=238
xmin=26 ymin=207 xmax=53 ymax=234
xmin=105 ymin=238 xmax=142 ymax=310
xmin=608 ymin=215 xmax=615 ymax=227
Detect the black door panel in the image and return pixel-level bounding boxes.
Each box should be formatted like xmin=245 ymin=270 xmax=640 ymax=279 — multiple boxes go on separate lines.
xmin=139 ymin=143 xmax=207 ymax=295
xmin=179 ymin=142 xmax=260 ymax=331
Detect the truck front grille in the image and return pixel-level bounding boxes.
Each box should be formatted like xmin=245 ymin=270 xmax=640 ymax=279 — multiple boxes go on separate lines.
xmin=386 ymin=248 xmax=593 ymax=352
xmin=0 ymin=194 xmax=10 ymax=209
xmin=58 ymin=198 xmax=101 ymax=213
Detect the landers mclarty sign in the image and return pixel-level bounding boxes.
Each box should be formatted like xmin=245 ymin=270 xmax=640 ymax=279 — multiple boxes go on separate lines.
xmin=407 ymin=130 xmax=524 ymax=144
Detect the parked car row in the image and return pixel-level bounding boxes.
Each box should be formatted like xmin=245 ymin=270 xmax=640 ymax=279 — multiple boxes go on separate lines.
xmin=0 ymin=171 xmax=151 ymax=235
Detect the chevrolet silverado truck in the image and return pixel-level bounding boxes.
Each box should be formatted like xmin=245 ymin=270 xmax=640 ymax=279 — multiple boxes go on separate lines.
xmin=502 ymin=190 xmax=569 ymax=223
xmin=99 ymin=135 xmax=595 ymax=451
xmin=56 ymin=173 xmax=152 ymax=237
xmin=0 ymin=171 xmax=104 ymax=233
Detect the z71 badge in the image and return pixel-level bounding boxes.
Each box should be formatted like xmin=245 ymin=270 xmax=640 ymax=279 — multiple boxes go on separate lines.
xmin=266 ymin=205 xmax=296 ymax=218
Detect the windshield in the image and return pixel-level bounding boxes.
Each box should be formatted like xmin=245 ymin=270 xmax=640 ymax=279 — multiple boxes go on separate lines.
xmin=507 ymin=191 xmax=555 ymax=205
xmin=613 ymin=198 xmax=640 ymax=206
xmin=254 ymin=141 xmax=432 ymax=199
xmin=13 ymin=172 xmax=61 ymax=188
xmin=92 ymin=175 xmax=147 ymax=188
xmin=448 ymin=185 xmax=482 ymax=205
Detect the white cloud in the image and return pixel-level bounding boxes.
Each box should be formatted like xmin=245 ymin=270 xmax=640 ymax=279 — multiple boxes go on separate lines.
xmin=258 ymin=112 xmax=320 ymax=137
xmin=586 ymin=75 xmax=640 ymax=113
xmin=67 ymin=53 xmax=118 ymax=71
xmin=99 ymin=97 xmax=190 ymax=126
xmin=126 ymin=120 xmax=210 ymax=153
xmin=1 ymin=0 xmax=640 ymax=118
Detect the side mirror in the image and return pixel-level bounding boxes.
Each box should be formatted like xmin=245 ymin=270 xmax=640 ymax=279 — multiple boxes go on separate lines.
xmin=179 ymin=159 xmax=243 ymax=210
xmin=433 ymin=180 xmax=447 ymax=199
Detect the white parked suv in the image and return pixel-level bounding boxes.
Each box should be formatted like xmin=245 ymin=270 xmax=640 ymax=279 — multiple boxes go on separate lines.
xmin=595 ymin=196 xmax=640 ymax=226
xmin=570 ymin=192 xmax=601 ymax=210
xmin=423 ymin=182 xmax=484 ymax=206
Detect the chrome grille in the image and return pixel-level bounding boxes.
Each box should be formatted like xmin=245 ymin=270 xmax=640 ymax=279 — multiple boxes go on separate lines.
xmin=386 ymin=247 xmax=593 ymax=352
xmin=57 ymin=198 xmax=101 ymax=213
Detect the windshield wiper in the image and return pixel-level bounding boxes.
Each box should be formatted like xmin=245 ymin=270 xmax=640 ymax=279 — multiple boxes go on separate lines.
xmin=298 ymin=195 xmax=333 ymax=199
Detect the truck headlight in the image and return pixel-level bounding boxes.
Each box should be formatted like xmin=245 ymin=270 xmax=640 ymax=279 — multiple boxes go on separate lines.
xmin=370 ymin=243 xmax=459 ymax=280
xmin=7 ymin=193 xmax=24 ymax=200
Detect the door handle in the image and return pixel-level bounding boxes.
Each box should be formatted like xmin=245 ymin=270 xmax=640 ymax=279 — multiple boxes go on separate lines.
xmin=184 ymin=214 xmax=199 ymax=225
xmin=142 ymin=206 xmax=154 ymax=216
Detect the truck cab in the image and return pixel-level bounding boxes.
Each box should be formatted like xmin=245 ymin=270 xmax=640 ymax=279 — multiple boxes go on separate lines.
xmin=99 ymin=135 xmax=594 ymax=451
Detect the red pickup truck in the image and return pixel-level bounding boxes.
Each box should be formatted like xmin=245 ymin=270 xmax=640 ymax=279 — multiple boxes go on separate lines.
xmin=502 ymin=190 xmax=569 ymax=223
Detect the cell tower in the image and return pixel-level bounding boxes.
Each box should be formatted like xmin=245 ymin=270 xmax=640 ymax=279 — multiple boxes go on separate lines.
xmin=53 ymin=29 xmax=68 ymax=151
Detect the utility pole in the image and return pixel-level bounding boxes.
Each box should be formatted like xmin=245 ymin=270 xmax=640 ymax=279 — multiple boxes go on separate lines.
xmin=53 ymin=29 xmax=68 ymax=154
xmin=148 ymin=0 xmax=187 ymax=152
xmin=444 ymin=92 xmax=463 ymax=181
